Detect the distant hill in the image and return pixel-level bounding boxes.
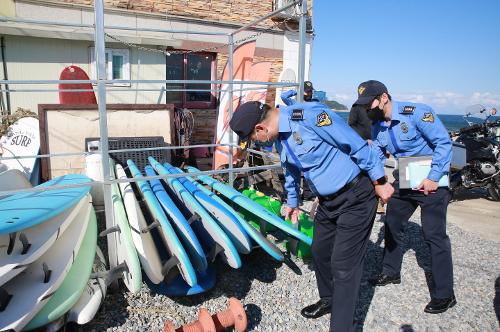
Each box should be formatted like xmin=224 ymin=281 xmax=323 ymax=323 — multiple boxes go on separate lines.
xmin=323 ymin=99 xmax=348 ymax=111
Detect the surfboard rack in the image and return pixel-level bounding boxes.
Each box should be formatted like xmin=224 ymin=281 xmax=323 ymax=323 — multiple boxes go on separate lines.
xmin=161 ymin=256 xmax=180 ymax=277
xmin=42 ymin=262 xmax=52 ymax=283
xmin=99 ymin=225 xmax=121 ymax=237
xmin=7 ymin=232 xmax=16 ymax=255
xmin=19 ymin=232 xmax=31 ymax=255
xmin=0 ymin=287 xmax=12 ymax=312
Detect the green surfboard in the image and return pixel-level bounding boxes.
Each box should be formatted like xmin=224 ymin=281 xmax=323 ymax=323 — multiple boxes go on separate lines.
xmin=24 ymin=207 xmax=98 ymax=331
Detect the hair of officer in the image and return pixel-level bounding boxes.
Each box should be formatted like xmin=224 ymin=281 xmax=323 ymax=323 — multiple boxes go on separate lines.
xmin=257 ymin=103 xmax=273 ymax=123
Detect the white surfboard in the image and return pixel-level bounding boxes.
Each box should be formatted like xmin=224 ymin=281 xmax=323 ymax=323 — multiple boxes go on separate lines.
xmin=0 ymin=117 xmax=40 ymax=183
xmin=0 ymin=195 xmax=90 ymax=287
xmin=115 ymin=163 xmax=163 ymax=284
xmin=0 ymin=199 xmax=91 ymax=331
xmin=274 ymin=68 xmax=297 ymax=106
xmin=0 ymin=169 xmax=32 ymax=192
xmin=66 ymin=246 xmax=107 ymax=325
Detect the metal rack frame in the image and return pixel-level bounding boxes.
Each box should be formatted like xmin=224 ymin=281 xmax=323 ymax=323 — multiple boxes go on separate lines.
xmin=0 ymin=0 xmax=309 ymax=276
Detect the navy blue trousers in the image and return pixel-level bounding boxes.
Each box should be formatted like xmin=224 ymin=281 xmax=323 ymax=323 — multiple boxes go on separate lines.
xmin=382 ymin=183 xmax=454 ymax=299
xmin=312 ymin=175 xmax=377 ymax=332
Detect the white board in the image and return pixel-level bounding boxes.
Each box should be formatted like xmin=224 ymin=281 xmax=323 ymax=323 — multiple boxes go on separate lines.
xmin=0 ymin=117 xmax=40 ymax=182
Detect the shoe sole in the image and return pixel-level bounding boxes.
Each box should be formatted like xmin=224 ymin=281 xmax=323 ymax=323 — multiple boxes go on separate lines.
xmin=424 ymin=298 xmax=457 ymax=314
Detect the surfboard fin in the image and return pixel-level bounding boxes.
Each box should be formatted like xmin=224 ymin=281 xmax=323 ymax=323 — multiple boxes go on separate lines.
xmin=207 ymin=243 xmax=224 ymax=263
xmin=0 ymin=287 xmax=12 ymax=312
xmin=7 ymin=232 xmax=16 ymax=255
xmin=19 ymin=232 xmax=31 ymax=255
xmin=90 ymin=262 xmax=128 ymax=286
xmin=99 ymin=225 xmax=121 ymax=237
xmin=140 ymin=220 xmax=160 ymax=233
xmin=42 ymin=262 xmax=52 ymax=283
xmin=187 ymin=213 xmax=201 ymax=225
xmin=287 ymin=237 xmax=299 ymax=257
xmin=161 ymin=256 xmax=180 ymax=277
xmin=259 ymin=219 xmax=268 ymax=236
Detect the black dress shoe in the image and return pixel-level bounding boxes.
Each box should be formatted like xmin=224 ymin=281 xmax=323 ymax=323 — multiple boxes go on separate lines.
xmin=371 ymin=274 xmax=401 ymax=286
xmin=424 ymin=295 xmax=457 ymax=314
xmin=300 ymin=299 xmax=331 ymax=319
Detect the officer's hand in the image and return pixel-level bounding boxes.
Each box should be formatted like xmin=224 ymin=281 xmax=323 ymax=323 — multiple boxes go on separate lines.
xmin=284 ymin=206 xmax=301 ymax=226
xmin=375 ymin=183 xmax=394 ymax=203
xmin=417 ymin=178 xmax=438 ymax=195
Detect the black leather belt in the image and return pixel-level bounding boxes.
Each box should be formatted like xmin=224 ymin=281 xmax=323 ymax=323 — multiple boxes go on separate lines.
xmin=318 ymin=172 xmax=365 ymax=203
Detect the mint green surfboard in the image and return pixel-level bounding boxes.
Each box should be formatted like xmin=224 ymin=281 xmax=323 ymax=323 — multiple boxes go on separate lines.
xmin=23 ymin=207 xmax=98 ymax=331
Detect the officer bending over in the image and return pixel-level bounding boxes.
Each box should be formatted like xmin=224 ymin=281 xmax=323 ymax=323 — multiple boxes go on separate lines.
xmin=229 ymin=100 xmax=394 ymax=332
xmin=354 ymin=80 xmax=456 ymax=314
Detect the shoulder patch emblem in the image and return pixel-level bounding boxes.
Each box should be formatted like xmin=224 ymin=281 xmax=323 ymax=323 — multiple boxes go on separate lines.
xmin=316 ymin=111 xmax=332 ymax=127
xmin=422 ymin=112 xmax=434 ymax=123
xmin=402 ymin=105 xmax=415 ymax=114
xmin=291 ymin=108 xmax=304 ymax=121
xmin=401 ymin=122 xmax=409 ymax=133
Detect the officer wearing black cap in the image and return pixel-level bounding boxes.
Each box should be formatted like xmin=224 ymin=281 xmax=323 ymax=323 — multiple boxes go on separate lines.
xmin=281 ymin=81 xmax=316 ymax=106
xmin=230 ymin=100 xmax=394 ymax=331
xmin=354 ymin=80 xmax=456 ymax=314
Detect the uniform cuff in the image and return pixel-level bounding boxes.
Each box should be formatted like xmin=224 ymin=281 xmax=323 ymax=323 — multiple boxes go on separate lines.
xmin=286 ymin=196 xmax=298 ymax=208
xmin=367 ymin=166 xmax=385 ymax=183
xmin=427 ymin=169 xmax=443 ymax=182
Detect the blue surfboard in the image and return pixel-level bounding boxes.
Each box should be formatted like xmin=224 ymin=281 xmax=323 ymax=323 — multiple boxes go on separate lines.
xmin=178 ymin=168 xmax=284 ymax=262
xmin=162 ymin=163 xmax=252 ymax=255
xmin=144 ymin=166 xmax=207 ymax=273
xmin=145 ymin=265 xmax=216 ymax=297
xmin=186 ymin=166 xmax=313 ymax=246
xmin=127 ymin=160 xmax=197 ymax=287
xmin=148 ymin=157 xmax=241 ymax=269
xmin=0 ymin=174 xmax=91 ymax=234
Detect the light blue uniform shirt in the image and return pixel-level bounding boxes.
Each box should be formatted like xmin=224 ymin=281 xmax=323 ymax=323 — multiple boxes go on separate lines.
xmin=371 ymin=101 xmax=452 ymax=182
xmin=277 ymin=102 xmax=385 ymax=208
xmin=281 ymin=90 xmax=297 ymax=106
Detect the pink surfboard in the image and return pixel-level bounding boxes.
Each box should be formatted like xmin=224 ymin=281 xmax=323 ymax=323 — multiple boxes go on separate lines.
xmin=58 ymin=66 xmax=97 ymax=104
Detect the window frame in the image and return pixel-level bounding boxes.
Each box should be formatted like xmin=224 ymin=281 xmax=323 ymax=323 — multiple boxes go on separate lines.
xmin=89 ymin=47 xmax=130 ymax=87
xmin=165 ymin=52 xmax=217 ymax=109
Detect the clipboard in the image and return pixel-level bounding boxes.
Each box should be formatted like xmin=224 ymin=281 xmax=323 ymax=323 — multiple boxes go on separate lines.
xmin=398 ymin=156 xmax=449 ymax=189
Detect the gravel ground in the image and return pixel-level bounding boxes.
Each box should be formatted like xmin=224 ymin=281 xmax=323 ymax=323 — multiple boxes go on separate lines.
xmin=84 ymin=211 xmax=500 ymax=332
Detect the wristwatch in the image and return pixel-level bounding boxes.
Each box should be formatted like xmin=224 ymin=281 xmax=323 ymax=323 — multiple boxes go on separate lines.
xmin=373 ymin=176 xmax=388 ymax=186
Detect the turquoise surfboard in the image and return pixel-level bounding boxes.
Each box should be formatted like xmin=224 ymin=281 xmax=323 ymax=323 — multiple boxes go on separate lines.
xmin=162 ymin=163 xmax=252 ymax=255
xmin=0 ymin=174 xmax=91 ymax=234
xmin=178 ymin=168 xmax=284 ymax=262
xmin=148 ymin=157 xmax=241 ymax=269
xmin=127 ymin=160 xmax=197 ymax=287
xmin=144 ymin=166 xmax=207 ymax=272
xmin=186 ymin=166 xmax=313 ymax=246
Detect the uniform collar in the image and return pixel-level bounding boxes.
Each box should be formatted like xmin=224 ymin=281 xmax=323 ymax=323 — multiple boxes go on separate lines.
xmin=278 ymin=106 xmax=292 ymax=133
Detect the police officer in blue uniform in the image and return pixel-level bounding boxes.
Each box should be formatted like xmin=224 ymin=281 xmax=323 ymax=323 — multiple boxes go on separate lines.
xmin=281 ymin=81 xmax=315 ymax=106
xmin=229 ymin=100 xmax=394 ymax=332
xmin=353 ymin=80 xmax=456 ymax=314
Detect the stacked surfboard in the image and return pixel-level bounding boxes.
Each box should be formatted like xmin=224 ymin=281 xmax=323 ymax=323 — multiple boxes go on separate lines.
xmin=98 ymin=156 xmax=312 ymax=297
xmin=0 ymin=174 xmax=107 ymax=331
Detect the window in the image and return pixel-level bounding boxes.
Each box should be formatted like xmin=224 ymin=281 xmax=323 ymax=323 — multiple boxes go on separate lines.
xmin=166 ymin=53 xmax=216 ymax=109
xmin=90 ymin=48 xmax=130 ymax=86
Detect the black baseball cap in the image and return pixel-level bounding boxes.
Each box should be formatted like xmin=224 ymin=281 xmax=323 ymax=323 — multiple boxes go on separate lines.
xmin=353 ymin=80 xmax=388 ymax=105
xmin=229 ymin=101 xmax=267 ymax=150
xmin=304 ymin=81 xmax=314 ymax=93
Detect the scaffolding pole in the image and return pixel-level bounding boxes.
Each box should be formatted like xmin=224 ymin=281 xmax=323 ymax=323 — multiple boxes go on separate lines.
xmin=227 ymin=35 xmax=235 ymax=187
xmin=94 ymin=0 xmax=118 ymax=288
xmin=297 ymin=0 xmax=308 ymax=102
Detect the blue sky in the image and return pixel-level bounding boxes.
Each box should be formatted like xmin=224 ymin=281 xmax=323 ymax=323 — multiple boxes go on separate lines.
xmin=310 ymin=0 xmax=500 ymax=114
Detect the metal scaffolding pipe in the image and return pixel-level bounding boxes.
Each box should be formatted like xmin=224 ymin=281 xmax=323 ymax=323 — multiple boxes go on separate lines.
xmin=0 ymin=79 xmax=299 ymax=86
xmin=297 ymin=0 xmax=308 ymax=102
xmin=228 ymin=34 xmax=235 ymax=186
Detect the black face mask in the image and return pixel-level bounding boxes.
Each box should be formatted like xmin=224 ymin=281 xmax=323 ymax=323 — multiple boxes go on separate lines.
xmin=367 ymin=106 xmax=385 ymax=122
